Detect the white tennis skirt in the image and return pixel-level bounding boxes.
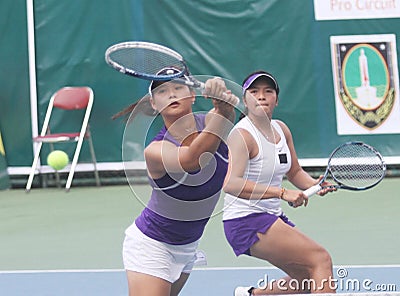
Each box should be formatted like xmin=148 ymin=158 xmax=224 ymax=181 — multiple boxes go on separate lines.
xmin=122 ymin=222 xmax=200 ymax=283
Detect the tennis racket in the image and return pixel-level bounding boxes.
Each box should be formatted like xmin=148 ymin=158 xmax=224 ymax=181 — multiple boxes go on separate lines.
xmin=105 ymin=41 xmax=239 ymax=106
xmin=289 ymin=141 xmax=386 ymax=206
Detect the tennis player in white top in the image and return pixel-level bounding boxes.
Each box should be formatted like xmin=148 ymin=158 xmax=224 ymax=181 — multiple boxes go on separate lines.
xmin=223 ymin=70 xmax=336 ymax=295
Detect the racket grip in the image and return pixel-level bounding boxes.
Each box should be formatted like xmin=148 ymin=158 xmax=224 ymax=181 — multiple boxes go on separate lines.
xmin=196 ymin=81 xmax=240 ymax=106
xmin=225 ymin=94 xmax=239 ymax=106
xmin=288 ymin=184 xmax=323 ymax=207
xmin=303 ymin=184 xmax=322 ymax=197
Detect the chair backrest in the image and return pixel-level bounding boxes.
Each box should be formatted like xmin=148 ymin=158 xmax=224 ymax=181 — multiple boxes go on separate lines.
xmin=38 ymin=86 xmax=94 ymax=137
xmin=53 ymin=87 xmax=92 ymax=110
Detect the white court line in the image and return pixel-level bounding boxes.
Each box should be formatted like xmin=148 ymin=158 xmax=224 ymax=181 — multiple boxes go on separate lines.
xmin=193 ymin=264 xmax=400 ymax=271
xmin=1 ymin=264 xmax=400 ymax=274
xmin=0 ymin=269 xmax=124 ymax=274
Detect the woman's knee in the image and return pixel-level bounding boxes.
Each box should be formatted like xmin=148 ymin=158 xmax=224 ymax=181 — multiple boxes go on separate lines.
xmin=292 ymin=245 xmax=332 ymax=279
xmin=311 ymin=246 xmax=333 ymax=275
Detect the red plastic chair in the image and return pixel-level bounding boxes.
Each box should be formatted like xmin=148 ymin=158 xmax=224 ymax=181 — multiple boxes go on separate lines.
xmin=26 ymin=87 xmax=100 ymax=191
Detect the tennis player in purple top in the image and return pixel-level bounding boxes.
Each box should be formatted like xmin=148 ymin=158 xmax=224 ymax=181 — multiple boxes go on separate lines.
xmin=117 ymin=67 xmax=236 ymax=296
xmin=223 ymin=70 xmax=336 ymax=295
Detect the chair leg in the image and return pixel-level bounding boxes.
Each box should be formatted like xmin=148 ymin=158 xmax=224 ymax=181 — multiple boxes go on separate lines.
xmin=26 ymin=142 xmax=43 ymax=192
xmin=54 ymin=169 xmax=61 ymax=189
xmin=65 ymin=148 xmax=79 ymax=192
xmin=65 ymin=135 xmax=86 ymax=191
xmin=49 ymin=143 xmax=61 ymax=188
xmin=87 ymin=136 xmax=101 ymax=187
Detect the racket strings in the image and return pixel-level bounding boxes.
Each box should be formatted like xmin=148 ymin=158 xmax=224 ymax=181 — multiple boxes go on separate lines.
xmin=328 ymin=144 xmax=385 ymax=189
xmin=109 ymin=47 xmax=185 ymax=76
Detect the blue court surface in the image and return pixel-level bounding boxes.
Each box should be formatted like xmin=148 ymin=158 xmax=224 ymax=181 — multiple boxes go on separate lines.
xmin=0 ymin=265 xmax=399 ymax=295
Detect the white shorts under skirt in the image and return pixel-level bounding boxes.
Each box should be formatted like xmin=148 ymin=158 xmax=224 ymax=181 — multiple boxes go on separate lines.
xmin=122 ymin=222 xmax=200 ymax=283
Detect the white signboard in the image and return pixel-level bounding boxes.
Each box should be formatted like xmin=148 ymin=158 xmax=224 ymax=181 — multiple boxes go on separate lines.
xmin=314 ymin=0 xmax=400 ymax=20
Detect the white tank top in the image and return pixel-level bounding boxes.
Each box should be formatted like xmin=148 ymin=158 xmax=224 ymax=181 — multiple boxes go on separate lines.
xmin=223 ymin=117 xmax=292 ymax=220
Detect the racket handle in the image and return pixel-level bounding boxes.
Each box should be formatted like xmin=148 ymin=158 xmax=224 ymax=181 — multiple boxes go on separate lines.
xmin=288 ymin=184 xmax=322 ymax=207
xmin=184 ymin=79 xmax=240 ymax=106
xmin=303 ymin=184 xmax=322 ymax=197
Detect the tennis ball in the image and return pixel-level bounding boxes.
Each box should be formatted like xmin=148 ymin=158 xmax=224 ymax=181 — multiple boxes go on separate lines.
xmin=47 ymin=150 xmax=69 ymax=170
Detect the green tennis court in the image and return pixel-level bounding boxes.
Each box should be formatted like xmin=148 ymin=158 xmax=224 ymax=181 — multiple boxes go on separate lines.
xmin=0 ymin=177 xmax=399 ymax=295
xmin=2 ymin=1 xmax=400 ymax=295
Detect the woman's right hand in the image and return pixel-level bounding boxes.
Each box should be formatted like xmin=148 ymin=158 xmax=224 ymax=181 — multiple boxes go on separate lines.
xmin=203 ymin=77 xmax=237 ymax=119
xmin=212 ymin=91 xmax=236 ymax=121
xmin=282 ymin=189 xmax=308 ymax=207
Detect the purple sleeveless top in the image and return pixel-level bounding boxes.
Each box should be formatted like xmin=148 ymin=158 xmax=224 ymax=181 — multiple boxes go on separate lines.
xmin=135 ymin=113 xmax=229 ymax=245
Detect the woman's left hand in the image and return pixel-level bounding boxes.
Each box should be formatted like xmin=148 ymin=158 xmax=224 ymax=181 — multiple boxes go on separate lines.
xmin=316 ymin=175 xmax=337 ymax=196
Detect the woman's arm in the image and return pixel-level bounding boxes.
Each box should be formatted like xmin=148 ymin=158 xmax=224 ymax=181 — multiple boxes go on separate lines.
xmin=277 ymin=120 xmax=335 ymax=198
xmin=223 ymin=123 xmax=310 ymax=207
xmin=223 ymin=128 xmax=283 ymax=200
xmin=145 ymin=113 xmax=232 ymax=178
xmin=145 ymin=78 xmax=235 ymax=179
xmin=276 ymin=120 xmax=318 ymax=190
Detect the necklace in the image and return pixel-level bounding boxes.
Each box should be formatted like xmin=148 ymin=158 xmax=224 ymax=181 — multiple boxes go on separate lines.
xmin=248 ymin=117 xmax=276 ymax=143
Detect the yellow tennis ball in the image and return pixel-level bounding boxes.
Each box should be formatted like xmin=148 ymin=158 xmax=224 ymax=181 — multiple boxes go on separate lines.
xmin=47 ymin=150 xmax=69 ymax=170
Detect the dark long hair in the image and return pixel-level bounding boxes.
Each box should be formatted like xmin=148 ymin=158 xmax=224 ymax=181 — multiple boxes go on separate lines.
xmin=111 ymin=94 xmax=156 ymax=123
